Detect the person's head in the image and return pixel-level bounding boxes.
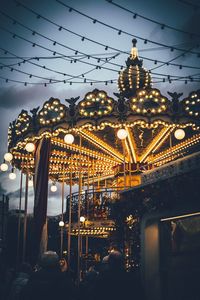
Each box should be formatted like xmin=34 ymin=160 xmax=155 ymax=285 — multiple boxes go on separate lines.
xmin=108 ymin=250 xmax=124 ymax=270
xmin=39 ymin=251 xmax=59 ymax=270
xmin=102 ymin=255 xmax=109 ymax=264
xmin=59 ymin=258 xmax=68 ymax=272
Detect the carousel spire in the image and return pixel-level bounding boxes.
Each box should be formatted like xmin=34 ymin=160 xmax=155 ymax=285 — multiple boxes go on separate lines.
xmin=130 ymin=38 xmax=139 ymax=60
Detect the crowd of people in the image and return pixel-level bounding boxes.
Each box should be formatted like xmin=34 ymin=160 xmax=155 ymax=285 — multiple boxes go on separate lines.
xmin=0 ymin=250 xmax=145 ymax=300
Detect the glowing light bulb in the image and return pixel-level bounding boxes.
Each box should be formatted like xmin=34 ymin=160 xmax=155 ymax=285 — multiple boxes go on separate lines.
xmin=1 ymin=163 xmax=8 ymax=171
xmin=25 ymin=143 xmax=35 ymax=152
xmin=59 ymin=220 xmax=65 ymax=227
xmin=9 ymin=172 xmax=16 ymax=180
xmin=64 ymin=134 xmax=74 ymax=144
xmin=51 ymin=184 xmax=57 ymax=192
xmin=4 ymin=152 xmax=13 ymax=162
xmin=174 ymin=129 xmax=185 ymax=140
xmin=80 ymin=216 xmax=85 ymax=223
xmin=117 ymin=128 xmax=128 ymax=140
xmin=28 ymin=179 xmax=34 ymax=187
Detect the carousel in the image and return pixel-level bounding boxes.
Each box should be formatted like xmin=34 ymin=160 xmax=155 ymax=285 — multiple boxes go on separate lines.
xmin=1 ymin=39 xmax=200 ymax=274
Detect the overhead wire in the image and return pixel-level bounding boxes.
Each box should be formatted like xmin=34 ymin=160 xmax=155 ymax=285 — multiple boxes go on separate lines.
xmin=0 ymin=2 xmax=199 ymax=85
xmin=55 ymin=0 xmax=200 ymax=55
xmin=105 ymin=0 xmax=200 ymax=38
xmin=14 ymin=0 xmax=200 ymax=70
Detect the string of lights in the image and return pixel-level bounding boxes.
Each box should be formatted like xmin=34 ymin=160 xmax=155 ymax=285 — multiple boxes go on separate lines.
xmin=0 ymin=11 xmax=199 ymax=85
xmin=1 ymin=44 xmax=200 ymax=86
xmin=1 ymin=69 xmax=199 ymax=87
xmin=105 ymin=0 xmax=200 ymax=38
xmin=0 ymin=26 xmax=122 ymax=74
xmin=150 ymin=45 xmax=197 ymax=71
xmin=0 ymin=49 xmax=120 ymax=84
xmin=14 ymin=1 xmax=200 ymax=70
xmin=0 ymin=10 xmax=122 ymax=67
xmin=0 ymin=74 xmax=118 ymax=86
xmin=55 ymin=0 xmax=200 ymax=55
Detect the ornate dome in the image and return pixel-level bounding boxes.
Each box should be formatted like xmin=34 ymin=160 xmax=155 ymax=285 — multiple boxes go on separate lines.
xmin=118 ymin=39 xmax=151 ymax=99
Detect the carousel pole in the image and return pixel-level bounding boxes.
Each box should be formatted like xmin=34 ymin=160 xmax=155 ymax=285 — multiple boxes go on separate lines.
xmin=123 ymin=140 xmax=126 ymax=189
xmin=92 ymin=158 xmax=95 ymax=218
xmin=77 ymin=136 xmax=82 ymax=285
xmin=60 ymin=172 xmax=65 ymax=258
xmin=85 ymin=155 xmax=90 ymax=272
xmin=67 ymin=163 xmax=72 ymax=267
xmin=87 ymin=155 xmax=90 ymax=218
xmin=129 ymin=155 xmax=131 ymax=188
xmin=16 ymin=169 xmax=23 ymax=269
xmin=22 ymin=170 xmax=29 ymax=262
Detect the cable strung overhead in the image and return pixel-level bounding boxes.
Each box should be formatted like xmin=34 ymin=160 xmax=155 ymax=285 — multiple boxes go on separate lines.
xmin=105 ymin=0 xmax=200 ymax=38
xmin=55 ymin=0 xmax=200 ymax=56
xmin=13 ymin=1 xmax=200 ymax=70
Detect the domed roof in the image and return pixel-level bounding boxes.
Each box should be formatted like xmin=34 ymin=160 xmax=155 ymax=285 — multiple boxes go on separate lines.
xmin=118 ymin=39 xmax=151 ymax=98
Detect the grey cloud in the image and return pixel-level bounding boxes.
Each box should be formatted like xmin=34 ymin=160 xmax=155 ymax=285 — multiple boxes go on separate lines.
xmin=0 ymin=84 xmax=55 ymax=109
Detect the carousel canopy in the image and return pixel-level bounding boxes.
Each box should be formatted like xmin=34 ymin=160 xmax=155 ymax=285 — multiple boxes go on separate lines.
xmin=6 ymin=41 xmax=200 ymax=186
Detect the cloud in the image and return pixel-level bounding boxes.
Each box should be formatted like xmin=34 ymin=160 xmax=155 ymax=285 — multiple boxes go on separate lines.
xmin=0 ymin=84 xmax=55 ymax=109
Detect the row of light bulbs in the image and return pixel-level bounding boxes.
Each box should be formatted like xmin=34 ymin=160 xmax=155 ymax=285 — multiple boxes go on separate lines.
xmin=1 ymin=128 xmax=186 ymax=185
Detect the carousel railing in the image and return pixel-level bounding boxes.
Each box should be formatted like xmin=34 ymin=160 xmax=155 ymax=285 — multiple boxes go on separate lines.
xmin=65 ymin=187 xmax=130 ymax=222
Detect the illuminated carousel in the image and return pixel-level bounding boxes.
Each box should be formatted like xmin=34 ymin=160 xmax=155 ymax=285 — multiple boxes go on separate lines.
xmin=2 ymin=39 xmax=200 ymax=269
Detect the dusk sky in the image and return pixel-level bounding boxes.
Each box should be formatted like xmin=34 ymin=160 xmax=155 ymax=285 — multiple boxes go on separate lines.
xmin=0 ymin=0 xmax=200 ymax=215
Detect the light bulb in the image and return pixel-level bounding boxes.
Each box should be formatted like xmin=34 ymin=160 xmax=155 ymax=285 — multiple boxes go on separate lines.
xmin=4 ymin=152 xmax=13 ymax=162
xmin=59 ymin=220 xmax=65 ymax=227
xmin=28 ymin=180 xmax=34 ymax=187
xmin=0 ymin=163 xmax=8 ymax=172
xmin=9 ymin=172 xmax=16 ymax=180
xmin=174 ymin=129 xmax=185 ymax=140
xmin=117 ymin=128 xmax=128 ymax=140
xmin=51 ymin=184 xmax=57 ymax=192
xmin=64 ymin=133 xmax=74 ymax=144
xmin=80 ymin=216 xmax=85 ymax=223
xmin=25 ymin=142 xmax=35 ymax=152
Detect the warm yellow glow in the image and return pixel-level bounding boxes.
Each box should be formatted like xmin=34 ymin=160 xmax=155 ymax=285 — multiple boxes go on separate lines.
xmin=4 ymin=152 xmax=13 ymax=162
xmin=0 ymin=163 xmax=8 ymax=172
xmin=141 ymin=127 xmax=170 ymax=163
xmin=174 ymin=129 xmax=185 ymax=140
xmin=80 ymin=216 xmax=86 ymax=222
xmin=25 ymin=143 xmax=35 ymax=152
xmin=126 ymin=127 xmax=138 ymax=163
xmin=117 ymin=128 xmax=128 ymax=140
xmin=79 ymin=130 xmax=125 ymax=162
xmin=64 ymin=133 xmax=74 ymax=144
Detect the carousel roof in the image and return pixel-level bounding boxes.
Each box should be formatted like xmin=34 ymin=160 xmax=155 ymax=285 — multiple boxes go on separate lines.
xmin=6 ymin=41 xmax=200 ymax=185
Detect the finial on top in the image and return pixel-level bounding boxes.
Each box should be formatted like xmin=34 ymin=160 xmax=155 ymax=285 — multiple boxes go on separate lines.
xmin=130 ymin=39 xmax=138 ymax=59
xmin=132 ymin=39 xmax=137 ymax=47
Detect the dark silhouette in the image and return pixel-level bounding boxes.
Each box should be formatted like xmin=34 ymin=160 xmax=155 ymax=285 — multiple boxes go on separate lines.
xmin=91 ymin=251 xmax=143 ymax=300
xmin=20 ymin=251 xmax=77 ymax=300
xmin=8 ymin=263 xmax=32 ymax=300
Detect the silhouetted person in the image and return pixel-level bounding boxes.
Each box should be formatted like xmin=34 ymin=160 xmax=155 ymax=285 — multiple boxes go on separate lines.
xmin=8 ymin=263 xmax=32 ymax=300
xmin=20 ymin=251 xmax=77 ymax=300
xmin=92 ymin=251 xmax=134 ymax=300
